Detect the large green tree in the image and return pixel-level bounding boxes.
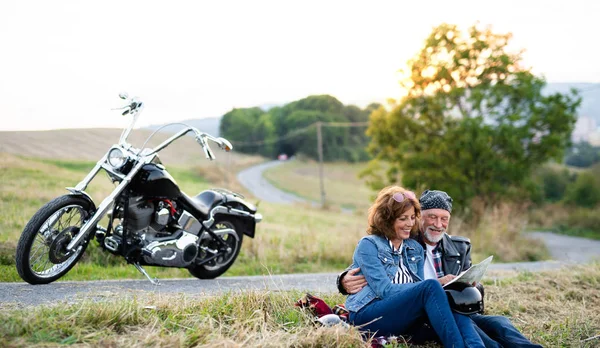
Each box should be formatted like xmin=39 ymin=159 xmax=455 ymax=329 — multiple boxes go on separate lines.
xmin=364 ymin=23 xmax=581 ymax=208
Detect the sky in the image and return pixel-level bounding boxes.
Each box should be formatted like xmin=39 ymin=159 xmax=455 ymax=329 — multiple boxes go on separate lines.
xmin=1 ymin=0 xmax=599 ymax=131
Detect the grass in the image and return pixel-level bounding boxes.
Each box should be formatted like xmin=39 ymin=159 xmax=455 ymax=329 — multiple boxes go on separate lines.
xmin=262 ymin=159 xmax=374 ymax=211
xmin=1 ymin=264 xmax=599 ymax=347
xmin=528 ymin=203 xmax=600 ymax=240
xmin=0 ymin=153 xmax=550 ymax=281
xmin=450 ymin=203 xmax=550 ymax=263
xmin=262 ymin=159 xmax=550 ymax=263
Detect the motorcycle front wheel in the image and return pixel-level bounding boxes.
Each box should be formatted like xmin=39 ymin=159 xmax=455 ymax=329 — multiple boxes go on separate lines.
xmin=16 ymin=195 xmax=93 ymax=284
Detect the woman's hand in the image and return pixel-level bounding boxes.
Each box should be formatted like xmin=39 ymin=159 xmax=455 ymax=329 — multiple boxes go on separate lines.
xmin=342 ymin=268 xmax=368 ymax=294
xmin=437 ymin=274 xmax=457 ymax=286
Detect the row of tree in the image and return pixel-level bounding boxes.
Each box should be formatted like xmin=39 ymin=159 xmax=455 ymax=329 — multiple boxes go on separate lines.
xmin=219 ymin=95 xmax=380 ymax=162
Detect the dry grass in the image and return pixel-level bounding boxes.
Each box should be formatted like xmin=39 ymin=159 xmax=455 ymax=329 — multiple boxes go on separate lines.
xmin=482 ymin=263 xmax=600 ymax=346
xmin=1 ymin=264 xmax=599 ymax=347
xmin=449 ymin=203 xmax=549 ymax=263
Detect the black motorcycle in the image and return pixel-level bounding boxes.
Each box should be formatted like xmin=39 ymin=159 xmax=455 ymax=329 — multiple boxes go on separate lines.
xmin=15 ymin=92 xmax=262 ymax=285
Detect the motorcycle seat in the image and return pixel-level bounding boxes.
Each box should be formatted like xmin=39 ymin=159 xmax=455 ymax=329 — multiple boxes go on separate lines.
xmin=180 ymin=190 xmax=224 ymax=218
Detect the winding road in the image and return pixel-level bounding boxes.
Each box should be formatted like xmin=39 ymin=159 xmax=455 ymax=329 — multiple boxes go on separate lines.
xmin=237 ymin=161 xmax=309 ymax=204
xmin=1 ymin=161 xmax=599 ymax=307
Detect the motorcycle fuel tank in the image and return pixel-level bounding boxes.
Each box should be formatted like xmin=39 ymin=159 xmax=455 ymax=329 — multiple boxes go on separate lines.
xmin=130 ymin=163 xmax=181 ymax=199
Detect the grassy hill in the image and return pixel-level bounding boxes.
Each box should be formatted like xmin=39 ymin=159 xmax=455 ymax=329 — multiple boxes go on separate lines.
xmin=0 ymin=127 xmax=250 ymax=167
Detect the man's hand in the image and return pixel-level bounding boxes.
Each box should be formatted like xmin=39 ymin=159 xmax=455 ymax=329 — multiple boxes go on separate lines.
xmin=342 ymin=267 xmax=367 ymax=294
xmin=437 ymin=274 xmax=457 ymax=286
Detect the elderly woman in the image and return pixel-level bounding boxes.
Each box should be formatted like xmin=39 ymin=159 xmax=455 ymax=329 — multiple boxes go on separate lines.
xmin=345 ymin=186 xmax=484 ymax=348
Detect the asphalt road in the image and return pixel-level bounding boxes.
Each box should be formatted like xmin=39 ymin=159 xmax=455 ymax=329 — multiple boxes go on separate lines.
xmin=2 ymin=163 xmax=599 ymax=307
xmin=236 ymin=160 xmax=309 ymax=204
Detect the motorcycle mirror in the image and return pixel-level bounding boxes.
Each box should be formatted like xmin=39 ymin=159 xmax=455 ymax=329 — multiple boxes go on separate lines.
xmin=119 ymin=92 xmax=129 ymax=100
xmin=217 ymin=137 xmax=233 ymax=152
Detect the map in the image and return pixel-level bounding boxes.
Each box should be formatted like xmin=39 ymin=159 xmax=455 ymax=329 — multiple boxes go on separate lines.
xmin=443 ymin=255 xmax=493 ymax=287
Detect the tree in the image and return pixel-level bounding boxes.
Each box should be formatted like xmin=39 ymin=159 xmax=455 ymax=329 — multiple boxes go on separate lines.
xmin=220 ymin=107 xmax=274 ymax=155
xmin=363 ymin=23 xmax=581 ymax=209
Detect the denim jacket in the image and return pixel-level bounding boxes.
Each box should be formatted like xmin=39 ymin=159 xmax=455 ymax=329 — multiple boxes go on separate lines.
xmin=345 ymin=235 xmax=424 ymax=312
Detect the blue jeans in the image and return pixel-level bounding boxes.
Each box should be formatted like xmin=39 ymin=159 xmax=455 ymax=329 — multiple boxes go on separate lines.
xmin=470 ymin=314 xmax=542 ymax=348
xmin=411 ymin=314 xmax=542 ymax=348
xmin=349 ymin=279 xmax=484 ymax=348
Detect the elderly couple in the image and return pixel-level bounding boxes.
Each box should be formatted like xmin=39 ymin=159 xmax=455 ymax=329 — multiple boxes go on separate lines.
xmin=337 ymin=187 xmax=541 ymax=348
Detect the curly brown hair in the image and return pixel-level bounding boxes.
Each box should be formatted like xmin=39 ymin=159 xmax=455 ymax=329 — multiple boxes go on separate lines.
xmin=367 ymin=186 xmax=421 ymax=240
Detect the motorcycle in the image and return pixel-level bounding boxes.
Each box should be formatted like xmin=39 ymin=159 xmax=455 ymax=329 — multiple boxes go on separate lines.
xmin=15 ymin=92 xmax=262 ymax=285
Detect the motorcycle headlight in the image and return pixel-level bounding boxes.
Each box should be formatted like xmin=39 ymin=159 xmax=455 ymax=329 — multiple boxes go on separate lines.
xmin=107 ymin=147 xmax=127 ymax=169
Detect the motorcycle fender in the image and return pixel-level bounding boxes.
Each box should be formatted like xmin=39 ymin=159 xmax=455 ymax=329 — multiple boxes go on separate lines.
xmin=66 ymin=187 xmax=97 ymax=212
xmin=219 ymin=211 xmax=257 ymax=238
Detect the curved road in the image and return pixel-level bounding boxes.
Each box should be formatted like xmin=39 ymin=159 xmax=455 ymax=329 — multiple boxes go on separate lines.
xmin=237 ymin=160 xmax=310 ymax=204
xmin=1 ymin=163 xmax=599 ymax=307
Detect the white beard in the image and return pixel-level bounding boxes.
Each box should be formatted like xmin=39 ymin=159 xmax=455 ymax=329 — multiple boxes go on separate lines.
xmin=424 ymin=227 xmax=445 ymax=244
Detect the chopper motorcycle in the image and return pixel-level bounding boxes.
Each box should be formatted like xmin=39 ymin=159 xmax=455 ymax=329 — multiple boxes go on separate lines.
xmin=15 ymin=93 xmax=262 ymax=285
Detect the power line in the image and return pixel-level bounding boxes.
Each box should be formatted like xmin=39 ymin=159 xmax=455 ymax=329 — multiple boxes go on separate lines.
xmin=232 ymin=121 xmax=369 ymax=148
xmin=322 ymin=121 xmax=369 ymax=128
xmin=233 ymin=123 xmax=316 ymax=147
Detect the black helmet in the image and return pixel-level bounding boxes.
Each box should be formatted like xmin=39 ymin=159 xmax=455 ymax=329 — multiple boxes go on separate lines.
xmin=444 ymin=283 xmax=483 ymax=315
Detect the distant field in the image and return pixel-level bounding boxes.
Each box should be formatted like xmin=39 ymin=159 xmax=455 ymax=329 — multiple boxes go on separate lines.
xmin=0 ymin=153 xmax=365 ymax=282
xmin=262 ymin=159 xmax=375 ymax=211
xmin=0 ymin=127 xmax=264 ymax=179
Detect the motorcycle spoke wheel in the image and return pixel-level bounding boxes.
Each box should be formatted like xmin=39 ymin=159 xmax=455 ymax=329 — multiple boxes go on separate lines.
xmin=29 ymin=206 xmax=85 ymax=277
xmin=16 ymin=195 xmax=92 ymax=284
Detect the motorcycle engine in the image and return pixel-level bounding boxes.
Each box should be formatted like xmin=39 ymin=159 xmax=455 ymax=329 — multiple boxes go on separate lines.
xmin=106 ymin=197 xmax=200 ymax=267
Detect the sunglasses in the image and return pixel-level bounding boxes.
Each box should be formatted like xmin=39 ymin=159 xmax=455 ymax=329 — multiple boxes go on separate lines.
xmin=393 ymin=191 xmax=416 ymax=203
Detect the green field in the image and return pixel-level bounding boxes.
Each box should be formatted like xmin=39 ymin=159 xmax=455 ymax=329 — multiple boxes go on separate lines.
xmin=1 ymin=264 xmax=598 ymax=347
xmin=263 ymin=159 xmax=375 ymax=211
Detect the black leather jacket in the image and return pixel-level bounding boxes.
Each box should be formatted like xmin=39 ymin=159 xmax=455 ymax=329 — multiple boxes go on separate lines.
xmin=416 ymin=233 xmax=472 ymax=276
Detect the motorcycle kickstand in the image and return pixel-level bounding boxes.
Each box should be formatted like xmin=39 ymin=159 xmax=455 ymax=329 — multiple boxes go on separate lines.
xmin=134 ymin=262 xmax=160 ymax=286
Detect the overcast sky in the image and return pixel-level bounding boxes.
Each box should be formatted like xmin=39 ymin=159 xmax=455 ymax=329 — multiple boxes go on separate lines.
xmin=1 ymin=0 xmax=599 ymax=131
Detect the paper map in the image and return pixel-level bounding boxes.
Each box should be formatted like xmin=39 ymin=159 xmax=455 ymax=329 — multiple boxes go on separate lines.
xmin=443 ymin=255 xmax=493 ymax=287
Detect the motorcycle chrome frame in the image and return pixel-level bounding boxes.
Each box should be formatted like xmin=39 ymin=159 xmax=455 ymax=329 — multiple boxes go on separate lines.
xmin=65 ymin=96 xmax=251 ymax=253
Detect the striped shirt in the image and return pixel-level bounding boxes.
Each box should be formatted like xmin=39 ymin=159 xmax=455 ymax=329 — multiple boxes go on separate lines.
xmin=388 ymin=240 xmax=414 ymax=284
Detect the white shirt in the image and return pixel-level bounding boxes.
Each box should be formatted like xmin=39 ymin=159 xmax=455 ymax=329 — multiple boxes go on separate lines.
xmin=424 ymin=243 xmax=437 ymax=280
xmin=388 ymin=240 xmax=413 ymax=284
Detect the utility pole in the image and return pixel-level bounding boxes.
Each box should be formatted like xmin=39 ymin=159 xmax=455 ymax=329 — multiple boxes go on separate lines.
xmin=316 ymin=121 xmax=326 ymax=207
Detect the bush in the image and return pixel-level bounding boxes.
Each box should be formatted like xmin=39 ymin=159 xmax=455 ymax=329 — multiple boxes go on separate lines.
xmin=533 ymin=165 xmax=572 ymax=203
xmin=564 ymin=171 xmax=600 ymax=208
xmin=555 ymin=207 xmax=600 ymax=239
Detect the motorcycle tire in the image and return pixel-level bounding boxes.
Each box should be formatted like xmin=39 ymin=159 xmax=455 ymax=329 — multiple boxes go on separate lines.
xmin=188 ymin=216 xmax=243 ymax=279
xmin=16 ymin=195 xmax=93 ymax=284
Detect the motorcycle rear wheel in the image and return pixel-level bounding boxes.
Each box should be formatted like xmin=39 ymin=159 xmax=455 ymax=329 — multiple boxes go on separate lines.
xmin=188 ymin=216 xmax=243 ymax=279
xmin=16 ymin=195 xmax=93 ymax=284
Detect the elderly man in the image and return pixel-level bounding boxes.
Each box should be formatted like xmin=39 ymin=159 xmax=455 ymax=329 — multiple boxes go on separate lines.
xmin=337 ymin=190 xmax=541 ymax=348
